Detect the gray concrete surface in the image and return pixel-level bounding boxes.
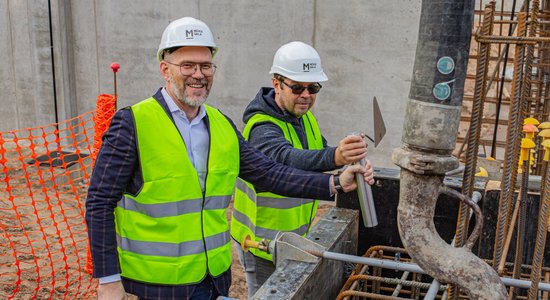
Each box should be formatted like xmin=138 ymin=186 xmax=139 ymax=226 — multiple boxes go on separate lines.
xmin=252 ymin=207 xmax=359 ymax=300
xmin=1 ymin=0 xmax=57 ymax=130
xmin=1 ymin=0 xmax=423 ymax=168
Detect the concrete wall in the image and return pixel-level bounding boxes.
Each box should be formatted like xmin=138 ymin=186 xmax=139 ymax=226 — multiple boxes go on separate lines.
xmin=1 ymin=0 xmax=57 ymax=130
xmin=1 ymin=0 xmax=422 ymax=168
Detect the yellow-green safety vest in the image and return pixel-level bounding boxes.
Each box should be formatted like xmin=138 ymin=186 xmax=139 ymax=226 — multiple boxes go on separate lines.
xmin=230 ymin=111 xmax=323 ymax=261
xmin=115 ymin=97 xmax=239 ymax=285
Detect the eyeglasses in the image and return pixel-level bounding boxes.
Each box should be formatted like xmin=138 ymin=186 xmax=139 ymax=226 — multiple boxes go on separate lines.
xmin=280 ymin=80 xmax=322 ymax=95
xmin=164 ymin=61 xmax=217 ymax=76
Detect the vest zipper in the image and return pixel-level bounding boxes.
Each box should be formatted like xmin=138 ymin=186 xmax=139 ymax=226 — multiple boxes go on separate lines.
xmin=297 ymin=118 xmax=308 ymax=149
xmin=285 ymin=123 xmax=296 ymax=146
xmin=306 ymin=200 xmax=317 ymax=233
xmin=178 ymin=111 xmax=210 ymax=274
xmin=302 ymin=114 xmax=317 ymax=232
xmin=201 ymin=121 xmax=211 ymax=275
xmin=304 ymin=114 xmax=317 ymax=145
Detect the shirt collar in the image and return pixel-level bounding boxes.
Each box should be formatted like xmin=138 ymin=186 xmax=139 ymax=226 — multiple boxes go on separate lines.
xmin=162 ymin=87 xmax=206 ymax=122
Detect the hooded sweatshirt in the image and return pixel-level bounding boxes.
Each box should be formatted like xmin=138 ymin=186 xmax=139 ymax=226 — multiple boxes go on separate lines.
xmin=242 ymin=87 xmax=338 ymax=172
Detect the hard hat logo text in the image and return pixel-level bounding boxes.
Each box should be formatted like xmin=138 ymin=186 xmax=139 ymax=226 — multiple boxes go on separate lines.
xmin=185 ymin=29 xmax=204 ymax=39
xmin=303 ymin=63 xmax=317 ymax=72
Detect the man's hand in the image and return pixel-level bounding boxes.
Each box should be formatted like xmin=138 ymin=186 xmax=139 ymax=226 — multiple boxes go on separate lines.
xmin=337 ymin=159 xmax=375 ymax=193
xmin=334 ymin=135 xmax=368 ymax=166
xmin=98 ymin=281 xmax=127 ymax=300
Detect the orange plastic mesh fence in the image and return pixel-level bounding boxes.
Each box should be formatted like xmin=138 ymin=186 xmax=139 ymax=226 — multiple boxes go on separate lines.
xmin=0 ymin=94 xmax=116 ymax=299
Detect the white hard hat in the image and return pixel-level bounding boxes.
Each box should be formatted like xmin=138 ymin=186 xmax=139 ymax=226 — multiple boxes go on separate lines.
xmin=157 ymin=17 xmax=217 ymax=61
xmin=269 ymin=41 xmax=328 ymax=82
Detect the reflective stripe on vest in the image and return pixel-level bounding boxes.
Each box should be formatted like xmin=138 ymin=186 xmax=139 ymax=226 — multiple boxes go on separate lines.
xmin=231 ymin=111 xmax=323 ymax=261
xmin=116 ymin=230 xmax=230 ymax=256
xmin=119 ymin=195 xmax=231 ymax=217
xmin=116 ymin=98 xmax=239 ymax=285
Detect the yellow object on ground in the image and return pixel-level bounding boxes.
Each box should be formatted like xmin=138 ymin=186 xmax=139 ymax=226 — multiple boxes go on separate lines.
xmin=475 ymin=167 xmax=488 ymax=177
xmin=524 ymin=117 xmax=540 ymax=125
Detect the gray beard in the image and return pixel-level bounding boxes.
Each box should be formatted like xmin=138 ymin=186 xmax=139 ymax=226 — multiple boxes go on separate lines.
xmin=179 ymin=89 xmax=209 ymax=108
xmin=170 ymin=76 xmax=209 ymax=108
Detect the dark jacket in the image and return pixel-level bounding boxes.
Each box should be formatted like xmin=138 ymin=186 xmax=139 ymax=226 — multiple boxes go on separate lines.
xmin=243 ymin=87 xmax=338 ymax=172
xmin=85 ymin=88 xmax=333 ymax=299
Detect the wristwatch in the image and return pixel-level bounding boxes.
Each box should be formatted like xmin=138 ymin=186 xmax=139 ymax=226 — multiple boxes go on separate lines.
xmin=333 ymin=175 xmax=344 ymax=194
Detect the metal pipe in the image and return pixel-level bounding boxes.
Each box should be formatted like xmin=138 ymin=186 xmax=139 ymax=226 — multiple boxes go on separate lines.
xmin=355 ymin=159 xmax=378 ymax=227
xmin=351 ymin=131 xmax=378 ymax=227
xmin=424 ymin=280 xmax=440 ymax=300
xmin=397 ymin=172 xmax=507 ymax=299
xmin=307 ymin=251 xmax=550 ymax=292
xmin=392 ymin=0 xmax=507 ymax=298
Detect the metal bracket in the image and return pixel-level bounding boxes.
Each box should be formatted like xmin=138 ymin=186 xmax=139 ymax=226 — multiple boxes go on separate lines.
xmin=270 ymin=232 xmax=326 ymax=266
xmin=392 ymin=147 xmax=459 ymax=175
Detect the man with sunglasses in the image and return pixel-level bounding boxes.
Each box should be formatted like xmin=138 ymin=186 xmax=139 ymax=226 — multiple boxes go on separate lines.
xmin=231 ymin=41 xmax=372 ymax=298
xmin=86 ymin=19 xmax=373 ymax=300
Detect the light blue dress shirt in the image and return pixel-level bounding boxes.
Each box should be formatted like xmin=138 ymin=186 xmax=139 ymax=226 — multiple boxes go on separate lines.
xmin=161 ymin=88 xmax=209 ymax=191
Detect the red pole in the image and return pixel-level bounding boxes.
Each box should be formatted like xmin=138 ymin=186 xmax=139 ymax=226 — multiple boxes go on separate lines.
xmin=110 ymin=62 xmax=120 ymax=109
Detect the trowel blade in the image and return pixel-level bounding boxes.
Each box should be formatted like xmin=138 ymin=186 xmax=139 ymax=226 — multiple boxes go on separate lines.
xmin=373 ymin=96 xmax=386 ymax=147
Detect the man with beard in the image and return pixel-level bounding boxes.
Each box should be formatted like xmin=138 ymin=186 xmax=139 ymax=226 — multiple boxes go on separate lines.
xmin=231 ymin=41 xmax=372 ymax=298
xmin=85 ymin=17 xmax=374 ymax=300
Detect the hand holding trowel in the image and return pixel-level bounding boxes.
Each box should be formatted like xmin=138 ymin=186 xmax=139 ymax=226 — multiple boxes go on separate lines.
xmin=352 ymin=96 xmax=386 ymax=228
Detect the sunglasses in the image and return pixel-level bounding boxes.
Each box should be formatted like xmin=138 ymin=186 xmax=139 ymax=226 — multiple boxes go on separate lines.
xmin=280 ymin=80 xmax=322 ymax=95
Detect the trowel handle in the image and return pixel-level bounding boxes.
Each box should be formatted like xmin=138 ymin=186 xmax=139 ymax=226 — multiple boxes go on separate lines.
xmin=349 ymin=132 xmax=378 ymax=228
xmin=356 ymin=160 xmax=378 ymax=228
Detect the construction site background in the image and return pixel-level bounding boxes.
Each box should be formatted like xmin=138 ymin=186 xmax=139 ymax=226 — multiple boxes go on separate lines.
xmin=4 ymin=0 xmax=550 ymax=299
xmin=1 ymin=0 xmax=422 ymax=169
xmin=4 ymin=0 xmax=522 ymax=169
